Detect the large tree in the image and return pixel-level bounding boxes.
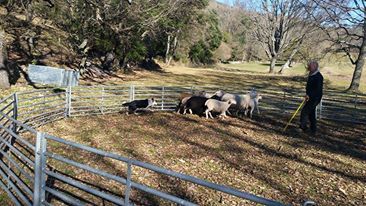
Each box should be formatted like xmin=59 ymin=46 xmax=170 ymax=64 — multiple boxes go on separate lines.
xmin=251 ymin=0 xmax=308 ymax=73
xmin=306 ymin=0 xmax=365 ymax=92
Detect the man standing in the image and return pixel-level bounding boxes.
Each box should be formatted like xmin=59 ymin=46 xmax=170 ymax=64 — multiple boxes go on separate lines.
xmin=300 ymin=60 xmax=323 ymax=135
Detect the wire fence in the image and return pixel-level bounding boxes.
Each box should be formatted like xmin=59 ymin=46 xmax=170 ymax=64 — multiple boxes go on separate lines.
xmin=0 ymin=85 xmax=365 ymax=206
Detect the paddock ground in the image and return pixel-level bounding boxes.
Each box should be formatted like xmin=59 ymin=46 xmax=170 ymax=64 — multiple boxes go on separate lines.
xmin=35 ymin=111 xmax=366 ymax=206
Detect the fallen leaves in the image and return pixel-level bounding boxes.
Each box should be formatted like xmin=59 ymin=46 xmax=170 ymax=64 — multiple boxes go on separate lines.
xmin=36 ymin=112 xmax=366 ymax=205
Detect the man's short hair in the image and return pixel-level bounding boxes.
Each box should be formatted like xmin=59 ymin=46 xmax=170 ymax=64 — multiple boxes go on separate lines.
xmin=308 ymin=60 xmax=319 ymax=70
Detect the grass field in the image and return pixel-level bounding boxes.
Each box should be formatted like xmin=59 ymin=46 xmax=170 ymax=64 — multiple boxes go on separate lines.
xmin=81 ymin=61 xmax=366 ymax=92
xmin=1 ymin=60 xmax=365 ymax=99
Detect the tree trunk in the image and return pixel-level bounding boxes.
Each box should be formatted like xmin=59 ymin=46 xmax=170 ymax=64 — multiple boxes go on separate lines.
xmin=279 ymin=45 xmax=300 ymax=74
xmin=0 ymin=30 xmax=10 ymax=88
xmin=25 ymin=1 xmax=33 ymax=23
xmin=165 ymin=35 xmax=171 ymax=64
xmin=269 ymin=55 xmax=276 ymax=73
xmin=347 ymin=33 xmax=366 ymax=92
xmin=27 ymin=36 xmax=35 ymax=58
xmin=241 ymin=51 xmax=246 ymax=62
xmin=167 ymin=35 xmax=177 ymax=66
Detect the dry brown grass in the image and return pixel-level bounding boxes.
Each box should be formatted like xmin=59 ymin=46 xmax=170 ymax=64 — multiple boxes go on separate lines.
xmin=38 ymin=112 xmax=366 ymax=206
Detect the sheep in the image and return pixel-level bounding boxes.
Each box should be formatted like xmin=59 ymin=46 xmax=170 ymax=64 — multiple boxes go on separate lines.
xmin=179 ymin=92 xmax=192 ymax=101
xmin=213 ymin=90 xmax=242 ymax=115
xmin=244 ymin=94 xmax=262 ymax=118
xmin=204 ymin=99 xmax=237 ymax=119
xmin=176 ymin=91 xmax=212 ymax=114
xmin=176 ymin=92 xmax=192 ymax=114
xmin=233 ymin=89 xmax=259 ymax=116
xmin=213 ymin=90 xmax=225 ymax=98
xmin=194 ymin=90 xmax=215 ymax=98
xmin=209 ymin=94 xmax=221 ymax=100
xmin=236 ymin=93 xmax=251 ymax=114
xmin=183 ymin=96 xmax=208 ymax=116
xmin=176 ymin=96 xmax=192 ymax=114
xmin=176 ymin=91 xmax=202 ymax=114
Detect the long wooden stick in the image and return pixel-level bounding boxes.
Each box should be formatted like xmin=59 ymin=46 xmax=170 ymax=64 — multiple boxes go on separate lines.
xmin=283 ymin=99 xmax=306 ymax=132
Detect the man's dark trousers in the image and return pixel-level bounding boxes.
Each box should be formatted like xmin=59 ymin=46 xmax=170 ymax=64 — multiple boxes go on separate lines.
xmin=300 ymin=100 xmax=320 ymax=134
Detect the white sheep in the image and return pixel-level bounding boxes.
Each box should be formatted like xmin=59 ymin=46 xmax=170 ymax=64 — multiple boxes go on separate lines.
xmin=204 ymin=99 xmax=237 ymax=119
xmin=214 ymin=90 xmax=239 ymax=102
xmin=213 ymin=90 xmax=241 ymax=115
xmin=244 ymin=94 xmax=262 ymax=118
xmin=236 ymin=89 xmax=258 ymax=115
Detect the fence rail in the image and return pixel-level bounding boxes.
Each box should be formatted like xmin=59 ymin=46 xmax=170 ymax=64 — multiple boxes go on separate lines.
xmin=0 ymin=101 xmax=37 ymax=206
xmin=37 ymin=133 xmax=284 ymax=206
xmin=0 ymin=85 xmax=365 ymax=206
xmin=66 ymin=86 xmax=366 ymax=123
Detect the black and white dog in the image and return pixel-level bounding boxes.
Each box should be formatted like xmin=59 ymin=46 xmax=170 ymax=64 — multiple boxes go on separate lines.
xmin=122 ymin=98 xmax=157 ymax=114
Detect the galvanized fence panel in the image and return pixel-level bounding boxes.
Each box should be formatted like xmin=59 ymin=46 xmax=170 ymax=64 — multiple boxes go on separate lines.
xmin=133 ymin=86 xmax=192 ymax=111
xmin=17 ymin=89 xmax=66 ymax=128
xmin=20 ymin=85 xmax=360 ymax=123
xmin=0 ymin=96 xmax=38 ymax=206
xmin=69 ymin=85 xmax=131 ymax=116
xmin=11 ymin=85 xmax=366 ymax=126
xmin=36 ymin=133 xmax=285 ymax=206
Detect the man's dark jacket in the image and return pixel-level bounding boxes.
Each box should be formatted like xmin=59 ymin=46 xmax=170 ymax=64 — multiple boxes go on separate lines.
xmin=306 ymin=71 xmax=323 ymax=103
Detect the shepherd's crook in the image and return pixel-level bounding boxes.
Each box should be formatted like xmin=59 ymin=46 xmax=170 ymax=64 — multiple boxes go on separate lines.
xmin=283 ymin=98 xmax=306 ymax=132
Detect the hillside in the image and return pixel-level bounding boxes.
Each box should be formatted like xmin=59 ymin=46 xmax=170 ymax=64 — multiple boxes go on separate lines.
xmin=0 ymin=1 xmax=364 ymax=93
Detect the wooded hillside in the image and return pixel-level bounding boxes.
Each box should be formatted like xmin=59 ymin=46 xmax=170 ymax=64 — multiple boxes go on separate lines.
xmin=0 ymin=0 xmax=364 ymax=91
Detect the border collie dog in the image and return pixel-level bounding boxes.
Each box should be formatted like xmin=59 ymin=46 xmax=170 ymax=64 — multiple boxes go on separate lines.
xmin=122 ymin=98 xmax=157 ymax=114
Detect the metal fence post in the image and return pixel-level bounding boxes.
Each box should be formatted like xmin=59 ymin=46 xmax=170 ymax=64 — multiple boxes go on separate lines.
xmin=283 ymin=90 xmax=286 ymax=112
xmin=34 ymin=132 xmax=47 ymax=206
xmin=161 ymin=86 xmax=165 ymax=110
xmin=355 ymin=94 xmax=358 ymax=109
xmin=40 ymin=133 xmax=47 ymax=204
xmin=101 ymin=87 xmax=105 ymax=114
xmin=129 ymin=85 xmax=134 ymax=102
xmin=133 ymin=85 xmax=135 ymax=101
xmin=124 ymin=162 xmax=132 ymax=206
xmin=129 ymin=85 xmax=132 ymax=102
xmin=65 ymin=86 xmax=72 ymax=117
xmin=12 ymin=93 xmax=18 ymax=133
xmin=319 ymin=99 xmax=323 ymax=119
